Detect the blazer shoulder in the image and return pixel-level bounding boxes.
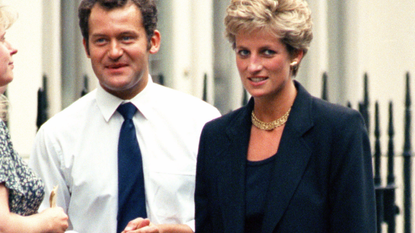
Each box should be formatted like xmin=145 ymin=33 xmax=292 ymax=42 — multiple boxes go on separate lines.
xmin=311 ymin=97 xmax=366 ymax=129
xmin=203 ymin=106 xmax=247 ymax=133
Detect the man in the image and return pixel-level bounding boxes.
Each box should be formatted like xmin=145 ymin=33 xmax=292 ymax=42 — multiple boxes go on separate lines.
xmin=29 ymin=0 xmax=220 ymax=232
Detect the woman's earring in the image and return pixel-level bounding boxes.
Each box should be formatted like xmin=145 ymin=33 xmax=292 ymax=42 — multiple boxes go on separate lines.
xmin=290 ymin=60 xmax=298 ymax=66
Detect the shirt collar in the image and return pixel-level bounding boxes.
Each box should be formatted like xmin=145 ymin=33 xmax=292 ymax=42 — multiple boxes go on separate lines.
xmin=96 ymin=75 xmax=154 ymax=122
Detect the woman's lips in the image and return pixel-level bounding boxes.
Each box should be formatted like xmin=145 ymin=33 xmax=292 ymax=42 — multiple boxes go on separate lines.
xmin=248 ymin=77 xmax=268 ymax=86
xmin=249 ymin=77 xmax=268 ymax=82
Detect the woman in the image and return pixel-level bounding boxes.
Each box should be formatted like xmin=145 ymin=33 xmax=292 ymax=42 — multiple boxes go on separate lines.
xmin=195 ymin=0 xmax=376 ymax=232
xmin=0 ymin=6 xmax=68 ymax=233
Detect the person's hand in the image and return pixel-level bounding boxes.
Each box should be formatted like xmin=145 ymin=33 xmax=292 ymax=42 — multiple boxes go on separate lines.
xmin=39 ymin=207 xmax=69 ymax=233
xmin=122 ymin=218 xmax=159 ymax=233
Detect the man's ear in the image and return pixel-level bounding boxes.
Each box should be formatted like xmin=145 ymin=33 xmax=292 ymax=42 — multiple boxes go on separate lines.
xmin=83 ymin=38 xmax=90 ymax=57
xmin=149 ymin=30 xmax=161 ymax=54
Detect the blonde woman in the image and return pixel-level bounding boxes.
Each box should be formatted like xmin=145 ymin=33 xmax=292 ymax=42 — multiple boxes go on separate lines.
xmin=195 ymin=0 xmax=376 ymax=232
xmin=0 ymin=6 xmax=68 ymax=233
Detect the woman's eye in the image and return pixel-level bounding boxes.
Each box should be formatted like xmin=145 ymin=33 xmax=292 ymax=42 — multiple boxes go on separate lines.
xmin=237 ymin=50 xmax=250 ymax=56
xmin=263 ymin=49 xmax=276 ymax=56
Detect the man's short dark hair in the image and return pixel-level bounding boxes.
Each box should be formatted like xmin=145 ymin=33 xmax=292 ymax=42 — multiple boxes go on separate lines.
xmin=78 ymin=0 xmax=157 ymax=51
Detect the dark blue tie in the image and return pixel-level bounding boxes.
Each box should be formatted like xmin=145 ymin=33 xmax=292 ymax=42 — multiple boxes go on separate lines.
xmin=116 ymin=103 xmax=147 ymax=233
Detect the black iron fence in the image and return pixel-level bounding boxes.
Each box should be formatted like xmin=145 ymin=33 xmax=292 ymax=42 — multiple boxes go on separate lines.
xmin=322 ymin=72 xmax=412 ymax=233
xmin=36 ymin=75 xmax=48 ymax=131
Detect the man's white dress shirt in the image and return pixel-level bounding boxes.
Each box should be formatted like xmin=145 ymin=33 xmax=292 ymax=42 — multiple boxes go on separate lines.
xmin=29 ymin=77 xmax=221 ymax=233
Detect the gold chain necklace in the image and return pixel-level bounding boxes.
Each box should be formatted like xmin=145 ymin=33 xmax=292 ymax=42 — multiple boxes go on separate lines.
xmin=251 ymin=108 xmax=291 ymax=131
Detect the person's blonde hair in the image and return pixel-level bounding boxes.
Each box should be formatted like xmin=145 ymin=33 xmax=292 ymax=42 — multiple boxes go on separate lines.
xmin=0 ymin=6 xmax=17 ymax=30
xmin=225 ymin=0 xmax=313 ymax=75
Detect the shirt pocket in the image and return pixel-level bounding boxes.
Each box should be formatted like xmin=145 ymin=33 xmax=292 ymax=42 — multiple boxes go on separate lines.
xmin=147 ymin=167 xmax=195 ymax=223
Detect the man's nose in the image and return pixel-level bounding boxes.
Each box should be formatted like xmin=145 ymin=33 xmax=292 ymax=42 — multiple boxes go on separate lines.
xmin=108 ymin=41 xmax=123 ymax=60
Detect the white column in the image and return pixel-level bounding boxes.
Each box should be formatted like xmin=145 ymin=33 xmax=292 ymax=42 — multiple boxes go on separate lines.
xmin=42 ymin=0 xmax=61 ymax=117
xmin=158 ymin=0 xmax=193 ymax=94
xmin=157 ymin=0 xmax=214 ymax=103
xmin=190 ymin=0 xmax=214 ymax=103
xmin=212 ymin=0 xmax=242 ymax=114
xmin=1 ymin=0 xmax=43 ymax=157
xmin=297 ymin=0 xmax=329 ymax=99
xmin=76 ymin=0 xmax=98 ymax=99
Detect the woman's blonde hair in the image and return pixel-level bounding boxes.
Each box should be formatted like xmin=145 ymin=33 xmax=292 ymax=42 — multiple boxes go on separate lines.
xmin=0 ymin=6 xmax=17 ymax=30
xmin=225 ymin=0 xmax=313 ymax=75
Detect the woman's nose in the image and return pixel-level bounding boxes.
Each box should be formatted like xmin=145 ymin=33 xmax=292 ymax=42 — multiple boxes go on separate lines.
xmin=6 ymin=41 xmax=17 ymax=55
xmin=248 ymin=56 xmax=262 ymax=73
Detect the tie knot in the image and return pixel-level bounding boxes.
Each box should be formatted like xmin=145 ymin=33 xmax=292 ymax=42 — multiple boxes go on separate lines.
xmin=117 ymin=103 xmax=137 ymax=120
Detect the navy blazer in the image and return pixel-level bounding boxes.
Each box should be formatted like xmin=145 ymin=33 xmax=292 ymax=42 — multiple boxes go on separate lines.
xmin=195 ymin=81 xmax=376 ymax=233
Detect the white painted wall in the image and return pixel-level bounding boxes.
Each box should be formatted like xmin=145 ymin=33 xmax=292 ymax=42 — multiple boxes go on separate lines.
xmin=42 ymin=0 xmax=61 ymax=117
xmin=157 ymin=0 xmax=214 ymax=103
xmin=2 ymin=0 xmax=415 ymax=229
xmin=355 ymin=1 xmax=415 ymax=231
xmin=212 ymin=0 xmax=243 ymax=114
xmin=190 ymin=0 xmax=214 ymax=103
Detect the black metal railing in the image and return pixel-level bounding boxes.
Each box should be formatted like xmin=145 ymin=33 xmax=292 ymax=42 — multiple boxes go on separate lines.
xmin=403 ymin=72 xmax=412 ymax=233
xmin=36 ymin=75 xmax=48 ymax=130
xmin=322 ymin=72 xmax=411 ymax=233
xmin=80 ymin=75 xmax=89 ymax=97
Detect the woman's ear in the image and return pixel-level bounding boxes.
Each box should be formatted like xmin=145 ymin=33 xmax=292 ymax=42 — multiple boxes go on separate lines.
xmin=291 ymin=49 xmax=304 ymax=65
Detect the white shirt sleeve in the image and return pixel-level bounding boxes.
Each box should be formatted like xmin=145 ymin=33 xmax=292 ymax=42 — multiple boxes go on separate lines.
xmin=29 ymin=125 xmax=78 ymax=232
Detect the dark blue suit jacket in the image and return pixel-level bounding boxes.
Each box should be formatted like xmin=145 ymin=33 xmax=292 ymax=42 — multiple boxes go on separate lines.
xmin=195 ymin=81 xmax=376 ymax=233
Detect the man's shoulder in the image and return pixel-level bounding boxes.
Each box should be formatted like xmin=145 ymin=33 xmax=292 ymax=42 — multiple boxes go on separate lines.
xmin=40 ymin=91 xmax=98 ymax=130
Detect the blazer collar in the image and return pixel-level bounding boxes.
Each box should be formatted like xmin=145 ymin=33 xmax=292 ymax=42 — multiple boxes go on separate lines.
xmin=217 ymin=98 xmax=253 ymax=232
xmin=220 ymin=80 xmax=315 ymax=232
xmin=262 ymin=80 xmax=315 ymax=232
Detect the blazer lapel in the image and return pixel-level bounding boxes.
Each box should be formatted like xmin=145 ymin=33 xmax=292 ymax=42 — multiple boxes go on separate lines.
xmin=217 ymin=100 xmax=254 ymax=233
xmin=262 ymin=81 xmax=315 ymax=232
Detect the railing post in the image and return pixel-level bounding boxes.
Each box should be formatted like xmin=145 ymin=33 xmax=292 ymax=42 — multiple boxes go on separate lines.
xmin=374 ymin=102 xmax=383 ymax=233
xmin=384 ymin=101 xmax=398 ymax=233
xmin=36 ymin=75 xmax=48 ymax=130
xmin=363 ymin=73 xmax=370 ymax=130
xmin=81 ymin=75 xmax=89 ymax=97
xmin=403 ymin=72 xmax=412 ymax=233
xmin=359 ymin=101 xmax=369 ymax=132
xmin=159 ymin=73 xmax=165 ymax=86
xmin=202 ymin=73 xmax=207 ymax=102
xmin=322 ymin=72 xmax=328 ymax=101
xmin=242 ymin=89 xmax=248 ymax=106
xmin=358 ymin=74 xmax=370 ymax=131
